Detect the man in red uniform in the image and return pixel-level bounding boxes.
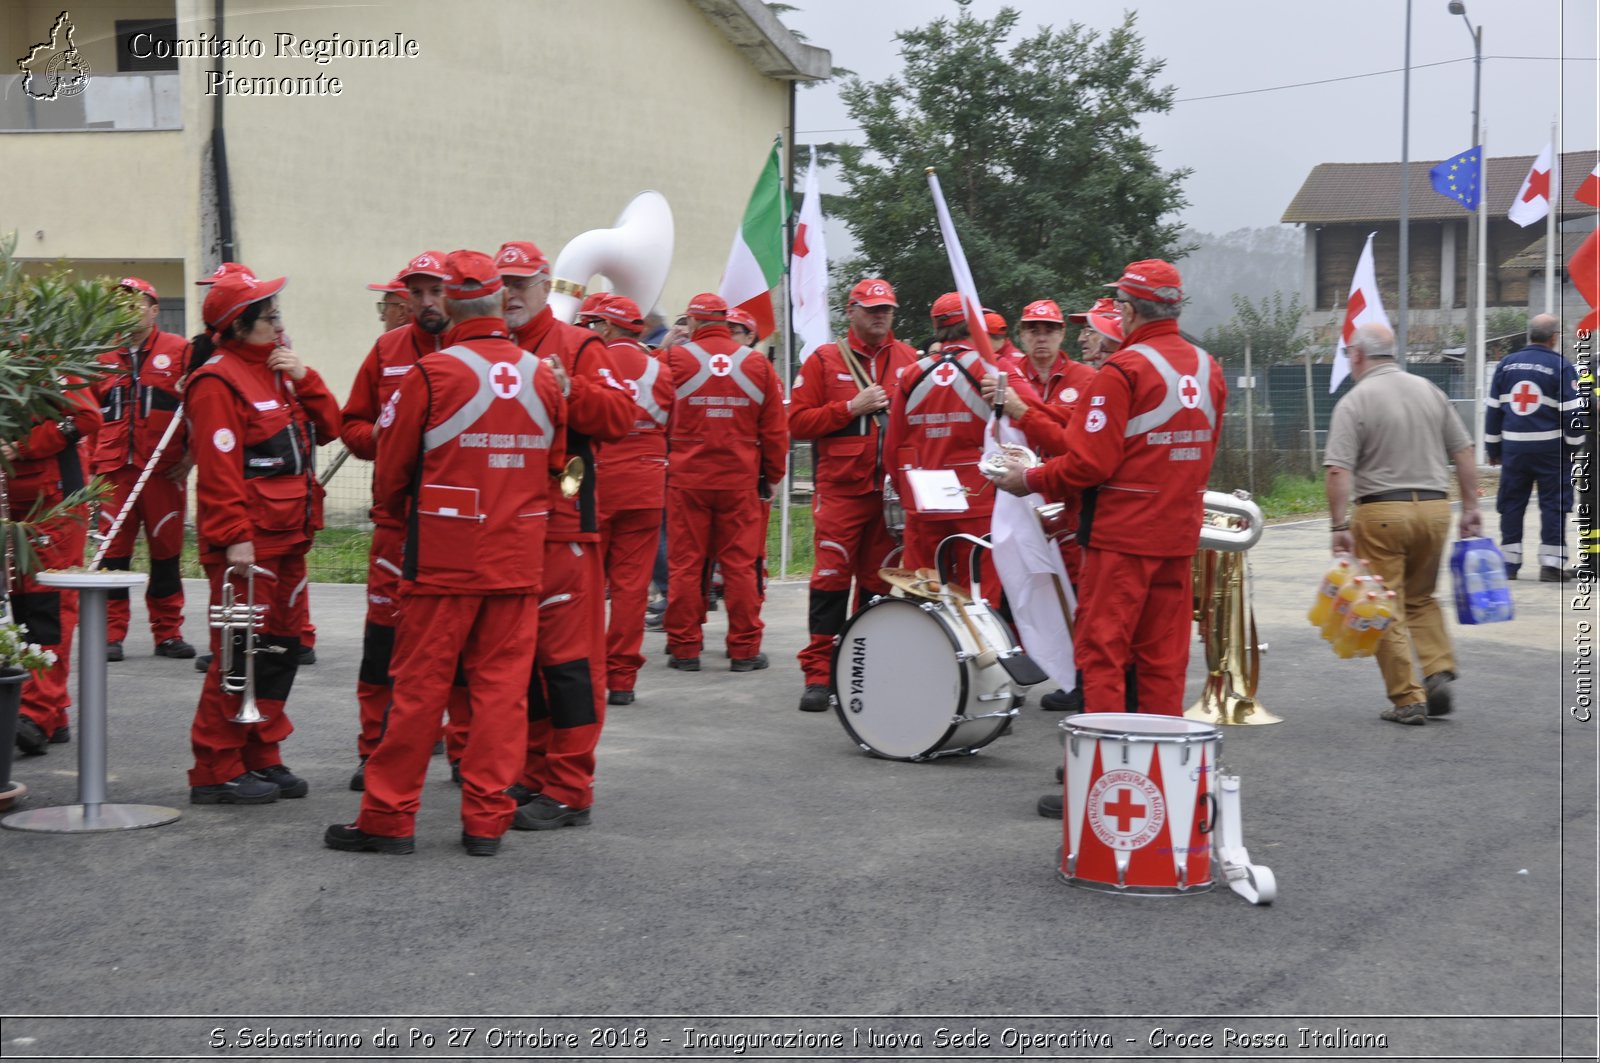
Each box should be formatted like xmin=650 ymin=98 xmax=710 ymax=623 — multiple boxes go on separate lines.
xmin=186 ymin=272 xmax=342 ymax=804
xmin=885 ymin=293 xmax=1035 ymax=592
xmin=370 ymin=273 xmax=411 ymax=333
xmin=788 ymin=278 xmax=917 ymax=712
xmin=498 ymin=240 xmax=635 ymax=831
xmin=1068 ymin=297 xmax=1123 ymax=369
xmin=92 ymin=277 xmax=194 ymax=662
xmin=662 ymin=293 xmax=789 ymax=672
xmin=5 ymin=382 xmax=101 ymax=754
xmin=327 ymin=249 xmax=566 ymax=855
xmin=591 ymin=296 xmax=674 ymax=706
xmin=727 ymin=306 xmax=761 ymax=348
xmin=997 ymin=259 xmax=1226 ymax=717
xmin=339 ymin=251 xmax=449 ymax=791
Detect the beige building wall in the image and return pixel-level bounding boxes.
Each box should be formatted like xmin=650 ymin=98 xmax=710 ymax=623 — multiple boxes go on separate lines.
xmin=4 ymin=0 xmax=811 ymax=398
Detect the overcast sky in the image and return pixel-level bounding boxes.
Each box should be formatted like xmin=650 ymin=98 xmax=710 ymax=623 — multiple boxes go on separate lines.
xmin=781 ymin=0 xmax=1599 ymax=236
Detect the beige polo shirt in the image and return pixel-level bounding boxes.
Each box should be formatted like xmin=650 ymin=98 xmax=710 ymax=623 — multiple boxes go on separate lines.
xmin=1323 ymin=362 xmax=1472 ymax=498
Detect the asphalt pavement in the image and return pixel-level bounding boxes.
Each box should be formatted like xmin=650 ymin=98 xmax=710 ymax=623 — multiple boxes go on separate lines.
xmin=1 ymin=507 xmax=1594 ymax=1062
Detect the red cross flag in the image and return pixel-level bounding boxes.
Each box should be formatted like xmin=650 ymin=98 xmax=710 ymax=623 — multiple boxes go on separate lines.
xmin=1330 ymin=232 xmax=1390 ymax=393
xmin=1508 ymin=142 xmax=1554 ymax=228
xmin=1568 ymin=227 xmax=1600 ymax=335
xmin=1576 ymin=160 xmax=1600 ymax=208
xmin=925 ymin=169 xmax=997 ymax=365
xmin=789 ymin=145 xmax=831 ymax=363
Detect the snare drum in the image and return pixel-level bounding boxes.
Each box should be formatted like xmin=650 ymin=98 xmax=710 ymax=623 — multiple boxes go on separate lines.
xmin=831 ymin=595 xmax=1017 ymax=761
xmin=1059 ymin=713 xmax=1221 ymax=895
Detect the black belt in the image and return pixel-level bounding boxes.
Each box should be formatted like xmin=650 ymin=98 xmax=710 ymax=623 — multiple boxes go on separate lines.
xmin=1357 ymin=489 xmax=1447 ymax=504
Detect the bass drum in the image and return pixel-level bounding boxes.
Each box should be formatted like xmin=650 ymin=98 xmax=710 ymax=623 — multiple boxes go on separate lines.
xmin=830 ymin=595 xmax=1017 ymax=761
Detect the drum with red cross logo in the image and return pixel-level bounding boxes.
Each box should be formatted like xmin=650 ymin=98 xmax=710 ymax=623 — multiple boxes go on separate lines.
xmin=1058 ymin=713 xmax=1221 ymax=895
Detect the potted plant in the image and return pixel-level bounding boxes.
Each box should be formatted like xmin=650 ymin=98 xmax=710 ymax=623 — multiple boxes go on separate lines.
xmin=0 ymin=232 xmax=134 ymax=808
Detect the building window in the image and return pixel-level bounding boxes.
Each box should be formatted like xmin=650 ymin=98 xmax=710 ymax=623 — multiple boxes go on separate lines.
xmin=117 ymin=19 xmax=178 ymax=72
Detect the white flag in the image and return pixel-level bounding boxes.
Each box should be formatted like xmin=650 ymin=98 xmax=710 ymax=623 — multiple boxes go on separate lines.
xmin=1508 ymin=142 xmax=1554 ymax=228
xmin=985 ymin=415 xmax=1076 ymax=689
xmin=789 ymin=146 xmax=831 ymax=362
xmin=1330 ymin=232 xmax=1390 ymax=393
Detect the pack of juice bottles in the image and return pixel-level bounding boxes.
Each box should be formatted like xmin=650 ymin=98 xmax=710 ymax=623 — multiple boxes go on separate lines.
xmin=1308 ymin=556 xmax=1395 ymax=658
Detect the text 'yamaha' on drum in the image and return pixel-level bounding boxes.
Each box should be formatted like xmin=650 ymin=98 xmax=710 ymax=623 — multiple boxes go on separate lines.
xmin=1059 ymin=713 xmax=1222 ymax=895
xmin=829 ymin=595 xmax=1017 ymax=761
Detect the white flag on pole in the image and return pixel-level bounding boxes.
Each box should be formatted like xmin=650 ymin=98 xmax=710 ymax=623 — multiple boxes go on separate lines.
xmin=1508 ymin=141 xmax=1554 ymax=228
xmin=985 ymin=415 xmax=1075 ymax=689
xmin=789 ymin=145 xmax=831 ymax=362
xmin=1330 ymin=232 xmax=1390 ymax=393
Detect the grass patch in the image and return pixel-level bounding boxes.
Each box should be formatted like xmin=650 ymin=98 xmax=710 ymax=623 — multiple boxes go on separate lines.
xmin=1254 ymin=473 xmax=1326 ymax=521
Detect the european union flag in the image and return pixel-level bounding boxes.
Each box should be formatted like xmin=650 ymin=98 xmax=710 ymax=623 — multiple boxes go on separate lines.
xmin=1429 ymin=145 xmax=1483 ymax=211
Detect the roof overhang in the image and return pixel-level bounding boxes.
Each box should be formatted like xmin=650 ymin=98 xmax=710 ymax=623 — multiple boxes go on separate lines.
xmin=688 ymin=0 xmax=832 ymax=82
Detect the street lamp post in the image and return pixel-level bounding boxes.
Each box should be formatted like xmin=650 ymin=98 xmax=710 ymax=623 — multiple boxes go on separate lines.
xmin=1449 ymin=1 xmax=1485 ymax=461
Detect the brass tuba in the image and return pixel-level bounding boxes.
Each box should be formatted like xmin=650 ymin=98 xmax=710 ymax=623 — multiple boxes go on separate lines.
xmin=548 ymin=191 xmax=675 ymax=324
xmin=1186 ymin=490 xmax=1279 ymax=726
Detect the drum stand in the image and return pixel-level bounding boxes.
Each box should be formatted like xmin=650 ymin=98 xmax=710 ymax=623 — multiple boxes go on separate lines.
xmin=2 ymin=571 xmax=181 ymax=833
xmin=1212 ymin=773 xmax=1276 ymax=905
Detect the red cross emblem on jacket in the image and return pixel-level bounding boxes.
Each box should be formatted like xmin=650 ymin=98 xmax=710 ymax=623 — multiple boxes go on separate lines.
xmin=709 ymin=353 xmax=732 ymax=376
xmin=491 ymin=362 xmax=522 ymax=399
xmin=1509 ymin=381 xmax=1542 ymax=415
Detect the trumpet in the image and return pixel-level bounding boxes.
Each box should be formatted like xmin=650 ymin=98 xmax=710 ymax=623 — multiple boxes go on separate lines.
xmin=209 ymin=565 xmax=285 ymax=724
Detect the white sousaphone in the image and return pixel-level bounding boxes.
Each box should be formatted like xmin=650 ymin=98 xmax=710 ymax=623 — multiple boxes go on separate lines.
xmin=548 ymin=190 xmax=675 ymax=324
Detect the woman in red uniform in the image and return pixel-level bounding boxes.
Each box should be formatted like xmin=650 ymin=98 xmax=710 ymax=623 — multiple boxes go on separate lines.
xmin=184 ymin=272 xmax=341 ymax=805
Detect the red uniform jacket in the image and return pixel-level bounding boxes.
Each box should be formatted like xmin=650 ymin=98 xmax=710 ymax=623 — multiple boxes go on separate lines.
xmin=788 ymin=329 xmax=917 ymax=497
xmin=91 ymin=328 xmax=189 ymax=475
xmin=664 ymin=324 xmax=788 ymax=491
xmin=1014 ymin=352 xmax=1097 ymax=457
xmin=8 ymin=380 xmax=102 ymax=507
xmin=341 ymin=322 xmax=443 ymax=527
xmin=186 ymin=341 xmax=342 ymax=563
xmin=595 ymin=337 xmax=672 ymax=516
xmin=886 ymin=342 xmax=1003 ymax=521
xmin=375 ymin=317 xmax=567 ymax=594
xmin=513 ymin=308 xmax=632 ymax=543
xmin=1028 ymin=319 xmax=1226 ymax=557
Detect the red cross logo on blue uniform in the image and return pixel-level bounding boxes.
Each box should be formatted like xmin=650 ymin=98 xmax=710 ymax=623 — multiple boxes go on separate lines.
xmin=1509 ymin=381 xmax=1543 ymax=415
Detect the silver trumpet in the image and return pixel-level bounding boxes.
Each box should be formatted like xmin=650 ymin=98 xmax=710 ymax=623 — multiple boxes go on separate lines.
xmin=209 ymin=564 xmax=285 ymax=723
xmin=978 ymin=442 xmax=1039 ymax=479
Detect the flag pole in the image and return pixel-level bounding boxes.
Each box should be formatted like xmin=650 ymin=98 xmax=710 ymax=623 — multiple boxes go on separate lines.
xmin=779 ymin=132 xmax=793 ymax=579
xmin=1546 ymin=119 xmax=1558 ymax=317
xmin=1475 ymin=122 xmax=1489 ymax=466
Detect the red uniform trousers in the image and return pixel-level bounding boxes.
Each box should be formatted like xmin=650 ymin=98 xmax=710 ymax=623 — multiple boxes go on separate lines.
xmin=187 ymin=554 xmax=309 ymax=786
xmin=520 ymin=542 xmax=606 ymax=809
xmin=665 ymin=486 xmax=766 ymax=659
xmin=600 ymin=507 xmax=663 ymax=694
xmin=99 ymin=468 xmax=187 ymax=645
xmin=13 ymin=512 xmax=87 ymax=735
xmin=358 ymin=592 xmax=539 ymax=839
xmin=902 ymin=512 xmax=996 ymax=599
xmin=798 ymin=490 xmax=896 ymax=685
xmin=1074 ymin=547 xmax=1193 ymax=715
xmin=355 ymin=523 xmax=405 ymax=758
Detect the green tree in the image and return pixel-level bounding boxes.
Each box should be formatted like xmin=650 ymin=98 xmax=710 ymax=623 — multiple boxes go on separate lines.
xmin=0 ymin=232 xmax=125 ymax=578
xmin=1201 ymin=290 xmax=1309 ymax=366
xmin=828 ymin=1 xmax=1190 ymax=334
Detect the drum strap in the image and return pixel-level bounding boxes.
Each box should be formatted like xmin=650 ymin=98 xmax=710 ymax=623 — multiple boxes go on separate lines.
xmin=837 ymin=337 xmax=888 ymax=479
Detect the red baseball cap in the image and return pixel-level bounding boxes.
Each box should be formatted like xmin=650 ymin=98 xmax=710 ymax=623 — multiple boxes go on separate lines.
xmin=1105 ymin=258 xmax=1183 ymax=304
xmin=1020 ymin=299 xmax=1064 ymax=324
xmin=1066 ymin=296 xmax=1117 ymax=324
xmin=1085 ymin=303 xmax=1123 ymax=343
xmin=194 ymin=262 xmax=251 ymax=287
xmin=118 ymin=276 xmax=158 ymax=302
xmin=575 ymin=291 xmax=610 ymax=323
xmin=593 ymin=295 xmax=645 ymax=333
xmin=930 ymin=291 xmax=965 ymax=324
xmin=983 ymin=310 xmax=1007 ymax=335
xmin=848 ymin=279 xmax=898 ymax=308
xmin=494 ymin=241 xmax=550 ymax=278
xmin=202 ymin=271 xmax=287 ymax=331
xmin=726 ymin=307 xmax=759 ymax=333
xmin=686 ymin=292 xmax=728 ymax=319
xmin=400 ymin=250 xmax=451 ymax=283
xmin=442 ymin=250 xmax=503 ymax=300
xmin=367 ymin=272 xmax=408 ymax=294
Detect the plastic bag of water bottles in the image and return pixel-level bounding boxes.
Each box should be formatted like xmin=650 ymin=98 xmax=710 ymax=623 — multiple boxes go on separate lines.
xmin=1450 ymin=537 xmax=1514 ymax=625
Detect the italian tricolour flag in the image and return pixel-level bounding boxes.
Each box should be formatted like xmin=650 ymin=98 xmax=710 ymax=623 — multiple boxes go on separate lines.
xmin=719 ymin=138 xmax=787 ymax=339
